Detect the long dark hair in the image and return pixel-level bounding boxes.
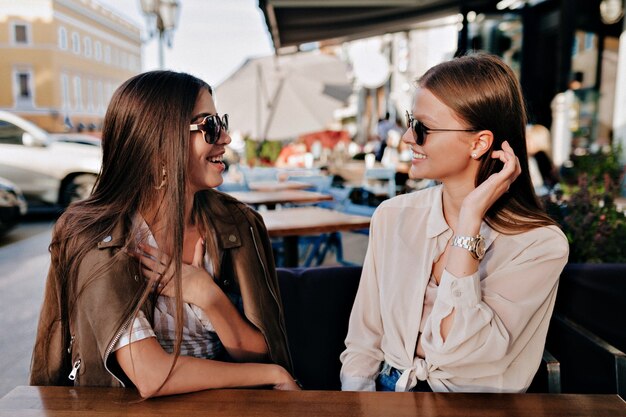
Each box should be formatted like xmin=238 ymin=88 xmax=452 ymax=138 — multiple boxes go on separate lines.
xmin=45 ymin=70 xmax=218 ymax=391
xmin=419 ymin=53 xmax=558 ymax=233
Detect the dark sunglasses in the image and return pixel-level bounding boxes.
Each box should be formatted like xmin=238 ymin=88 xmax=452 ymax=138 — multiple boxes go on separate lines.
xmin=190 ymin=113 xmax=229 ymax=144
xmin=405 ymin=110 xmax=477 ymax=146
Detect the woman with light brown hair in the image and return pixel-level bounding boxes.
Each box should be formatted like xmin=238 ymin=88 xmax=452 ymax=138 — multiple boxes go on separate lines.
xmin=341 ymin=53 xmax=568 ymax=392
xmin=31 ymin=70 xmax=299 ymax=397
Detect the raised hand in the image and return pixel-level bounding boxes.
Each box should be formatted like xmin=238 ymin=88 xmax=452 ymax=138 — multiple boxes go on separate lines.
xmin=462 ymin=140 xmax=522 ymax=219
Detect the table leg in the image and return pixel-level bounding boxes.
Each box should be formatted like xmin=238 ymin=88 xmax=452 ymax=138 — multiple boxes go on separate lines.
xmin=283 ymin=236 xmax=299 ymax=267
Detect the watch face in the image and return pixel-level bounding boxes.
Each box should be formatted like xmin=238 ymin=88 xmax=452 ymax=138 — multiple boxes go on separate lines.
xmin=475 ymin=238 xmax=486 ymax=259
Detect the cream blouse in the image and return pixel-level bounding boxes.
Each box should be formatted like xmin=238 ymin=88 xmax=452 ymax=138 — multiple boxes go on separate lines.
xmin=340 ymin=185 xmax=569 ymax=393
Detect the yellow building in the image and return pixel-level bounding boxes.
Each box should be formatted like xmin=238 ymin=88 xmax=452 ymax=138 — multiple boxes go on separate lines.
xmin=0 ymin=0 xmax=141 ymax=132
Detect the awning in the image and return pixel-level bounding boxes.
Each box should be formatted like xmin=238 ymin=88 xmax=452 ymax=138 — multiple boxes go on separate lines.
xmin=259 ymin=0 xmax=503 ymax=50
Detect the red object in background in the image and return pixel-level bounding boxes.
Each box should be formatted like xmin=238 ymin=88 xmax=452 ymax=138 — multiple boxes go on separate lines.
xmin=298 ymin=130 xmax=350 ymax=151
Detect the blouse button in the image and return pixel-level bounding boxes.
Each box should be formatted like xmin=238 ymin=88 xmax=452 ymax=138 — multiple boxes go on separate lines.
xmin=228 ymin=234 xmax=237 ymax=243
xmin=453 ymin=290 xmax=462 ymax=298
xmin=223 ymin=279 xmax=231 ymax=287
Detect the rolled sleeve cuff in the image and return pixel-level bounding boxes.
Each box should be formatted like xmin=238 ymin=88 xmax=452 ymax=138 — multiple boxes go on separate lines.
xmin=340 ymin=373 xmax=376 ymax=391
xmin=438 ymin=270 xmax=481 ymax=308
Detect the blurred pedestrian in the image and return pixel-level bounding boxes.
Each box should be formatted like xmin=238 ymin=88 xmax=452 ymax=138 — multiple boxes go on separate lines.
xmin=526 ymin=123 xmax=559 ymax=195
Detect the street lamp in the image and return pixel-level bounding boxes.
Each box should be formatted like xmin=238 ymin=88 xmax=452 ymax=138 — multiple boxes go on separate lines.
xmin=140 ymin=0 xmax=180 ymax=69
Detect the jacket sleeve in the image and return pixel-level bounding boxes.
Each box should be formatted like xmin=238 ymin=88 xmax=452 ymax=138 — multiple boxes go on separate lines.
xmin=420 ymin=227 xmax=569 ymax=379
xmin=74 ymin=250 xmax=146 ymax=364
xmin=340 ymin=210 xmax=384 ymax=391
xmin=30 ymin=263 xmax=68 ymax=385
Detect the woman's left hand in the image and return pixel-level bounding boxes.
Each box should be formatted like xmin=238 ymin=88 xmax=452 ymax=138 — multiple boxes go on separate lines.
xmin=461 ymin=140 xmax=522 ymax=219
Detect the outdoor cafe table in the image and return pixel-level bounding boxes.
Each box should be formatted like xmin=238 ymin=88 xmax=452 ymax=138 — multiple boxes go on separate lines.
xmin=247 ymin=180 xmax=312 ymax=192
xmin=1 ymin=386 xmax=625 ymax=417
xmin=227 ymin=190 xmax=333 ymax=209
xmin=260 ymin=206 xmax=371 ymax=267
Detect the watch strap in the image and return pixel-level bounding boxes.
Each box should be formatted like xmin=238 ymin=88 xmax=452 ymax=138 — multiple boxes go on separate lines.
xmin=451 ymin=234 xmax=484 ymax=260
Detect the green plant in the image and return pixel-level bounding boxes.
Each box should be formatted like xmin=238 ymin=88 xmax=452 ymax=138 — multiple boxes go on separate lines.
xmin=244 ymin=137 xmax=283 ymax=166
xmin=543 ymin=146 xmax=626 ymax=263
xmin=560 ymin=144 xmax=623 ymax=193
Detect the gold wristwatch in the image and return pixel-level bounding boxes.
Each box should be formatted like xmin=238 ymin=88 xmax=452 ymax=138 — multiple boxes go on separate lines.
xmin=451 ymin=234 xmax=486 ymax=260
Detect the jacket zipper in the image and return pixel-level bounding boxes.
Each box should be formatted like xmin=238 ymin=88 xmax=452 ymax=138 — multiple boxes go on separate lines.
xmin=249 ymin=226 xmax=292 ymax=365
xmin=67 ymin=335 xmax=75 ymax=354
xmin=68 ymin=359 xmax=81 ymax=381
xmin=102 ymin=318 xmax=132 ymax=387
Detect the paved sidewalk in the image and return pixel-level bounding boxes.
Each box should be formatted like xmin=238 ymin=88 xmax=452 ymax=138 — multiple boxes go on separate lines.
xmin=0 ymin=229 xmax=51 ymax=397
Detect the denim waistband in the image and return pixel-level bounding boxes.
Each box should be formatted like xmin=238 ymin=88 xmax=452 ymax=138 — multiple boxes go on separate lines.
xmin=378 ymin=362 xmax=432 ymax=392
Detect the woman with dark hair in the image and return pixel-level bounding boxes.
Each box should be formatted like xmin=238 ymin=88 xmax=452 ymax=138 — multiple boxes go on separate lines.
xmin=340 ymin=53 xmax=568 ymax=393
xmin=30 ymin=71 xmax=299 ymax=397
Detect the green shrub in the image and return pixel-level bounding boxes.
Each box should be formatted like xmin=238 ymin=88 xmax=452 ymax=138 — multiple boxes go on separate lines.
xmin=543 ymin=146 xmax=626 ymax=263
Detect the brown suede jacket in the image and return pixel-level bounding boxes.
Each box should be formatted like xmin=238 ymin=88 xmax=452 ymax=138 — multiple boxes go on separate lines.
xmin=30 ymin=189 xmax=293 ymax=387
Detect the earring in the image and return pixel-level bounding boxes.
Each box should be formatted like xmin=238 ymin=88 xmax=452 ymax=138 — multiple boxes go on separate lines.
xmin=471 ymin=153 xmax=478 ymax=159
xmin=154 ymin=165 xmax=167 ymax=190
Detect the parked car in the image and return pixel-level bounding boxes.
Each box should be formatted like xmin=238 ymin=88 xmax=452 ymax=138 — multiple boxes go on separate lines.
xmin=0 ymin=176 xmax=27 ymax=237
xmin=49 ymin=132 xmax=102 ymax=147
xmin=0 ymin=111 xmax=102 ymax=207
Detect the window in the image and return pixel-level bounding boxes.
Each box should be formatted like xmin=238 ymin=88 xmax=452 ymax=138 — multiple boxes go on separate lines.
xmin=58 ymin=26 xmax=67 ymax=50
xmin=97 ymin=80 xmax=104 ymax=111
xmin=0 ymin=120 xmax=25 ymax=145
xmin=13 ymin=69 xmax=34 ymax=108
xmin=95 ymin=41 xmax=102 ymax=61
xmin=61 ymin=73 xmax=70 ymax=110
xmin=72 ymin=32 xmax=80 ymax=54
xmin=84 ymin=37 xmax=92 ymax=57
xmin=73 ymin=76 xmax=82 ymax=110
xmin=13 ymin=24 xmax=28 ymax=44
xmin=87 ymin=79 xmax=93 ymax=111
xmin=120 ymin=51 xmax=127 ymax=69
xmin=104 ymin=45 xmax=111 ymax=64
xmin=18 ymin=73 xmax=30 ymax=98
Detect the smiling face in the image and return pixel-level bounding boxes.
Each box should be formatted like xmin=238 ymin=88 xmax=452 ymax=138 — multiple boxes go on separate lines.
xmin=186 ymin=88 xmax=231 ymax=193
xmin=401 ymin=87 xmax=479 ymax=186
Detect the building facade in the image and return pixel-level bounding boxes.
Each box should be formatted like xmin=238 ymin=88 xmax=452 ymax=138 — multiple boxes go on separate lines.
xmin=0 ymin=0 xmax=141 ymax=132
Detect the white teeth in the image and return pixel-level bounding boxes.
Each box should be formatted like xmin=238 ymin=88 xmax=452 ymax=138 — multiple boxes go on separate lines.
xmin=412 ymin=151 xmax=427 ymax=159
xmin=208 ymin=154 xmax=223 ymax=163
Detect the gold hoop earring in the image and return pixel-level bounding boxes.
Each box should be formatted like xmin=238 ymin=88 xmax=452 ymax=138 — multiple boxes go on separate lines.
xmin=154 ymin=166 xmax=167 ymax=190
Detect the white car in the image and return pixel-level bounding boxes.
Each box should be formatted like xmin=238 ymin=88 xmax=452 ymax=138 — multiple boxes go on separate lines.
xmin=0 ymin=176 xmax=27 ymax=236
xmin=0 ymin=110 xmax=102 ymax=207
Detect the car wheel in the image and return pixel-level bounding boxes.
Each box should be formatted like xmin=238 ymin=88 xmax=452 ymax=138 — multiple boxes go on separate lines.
xmin=60 ymin=174 xmax=97 ymax=207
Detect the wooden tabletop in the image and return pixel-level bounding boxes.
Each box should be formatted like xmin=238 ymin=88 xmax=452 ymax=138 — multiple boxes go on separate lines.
xmin=247 ymin=180 xmax=312 ymax=192
xmin=260 ymin=207 xmax=370 ymax=237
xmin=1 ymin=386 xmax=625 ymax=417
xmin=228 ymin=190 xmax=333 ymax=206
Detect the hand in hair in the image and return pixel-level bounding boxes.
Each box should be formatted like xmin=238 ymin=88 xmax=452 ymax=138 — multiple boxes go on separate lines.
xmin=461 ymin=140 xmax=522 ymax=223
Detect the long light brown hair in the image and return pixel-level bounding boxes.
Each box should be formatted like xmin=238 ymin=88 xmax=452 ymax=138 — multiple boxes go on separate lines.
xmin=47 ymin=70 xmax=220 ymax=391
xmin=419 ymin=52 xmax=558 ymax=233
